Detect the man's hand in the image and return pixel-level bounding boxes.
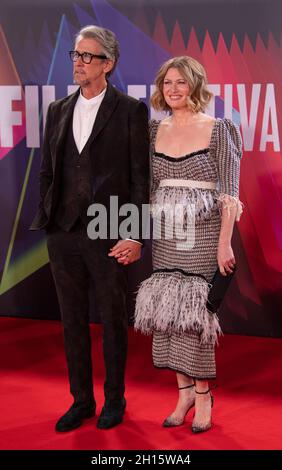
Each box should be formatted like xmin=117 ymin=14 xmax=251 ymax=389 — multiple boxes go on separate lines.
xmin=108 ymin=240 xmax=142 ymax=265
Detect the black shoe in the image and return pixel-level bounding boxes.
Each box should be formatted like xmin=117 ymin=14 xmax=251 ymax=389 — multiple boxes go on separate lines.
xmin=97 ymin=398 xmax=126 ymax=430
xmin=55 ymin=403 xmax=96 ymax=432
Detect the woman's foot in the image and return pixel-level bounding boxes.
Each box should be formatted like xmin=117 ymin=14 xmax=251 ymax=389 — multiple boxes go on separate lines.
xmin=163 ymin=383 xmax=195 ymax=427
xmin=191 ymin=388 xmax=213 ymax=433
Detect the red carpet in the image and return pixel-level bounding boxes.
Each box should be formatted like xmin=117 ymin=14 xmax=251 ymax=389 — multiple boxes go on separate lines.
xmin=0 ymin=317 xmax=281 ymax=450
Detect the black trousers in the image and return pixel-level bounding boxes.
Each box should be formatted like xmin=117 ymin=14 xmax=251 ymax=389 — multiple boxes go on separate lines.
xmin=46 ymin=222 xmax=128 ymax=406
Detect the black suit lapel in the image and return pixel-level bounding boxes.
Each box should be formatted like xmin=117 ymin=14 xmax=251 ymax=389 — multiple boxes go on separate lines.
xmin=87 ymin=82 xmax=119 ymax=146
xmin=51 ymin=89 xmax=79 ymax=194
xmin=54 ymin=89 xmax=80 ymax=154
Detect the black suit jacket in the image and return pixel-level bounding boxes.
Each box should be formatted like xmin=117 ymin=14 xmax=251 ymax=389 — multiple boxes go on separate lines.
xmin=30 ymin=82 xmax=150 ymax=242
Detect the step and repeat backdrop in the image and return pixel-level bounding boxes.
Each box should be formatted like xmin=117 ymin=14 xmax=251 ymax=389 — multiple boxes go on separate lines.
xmin=0 ymin=0 xmax=282 ymax=337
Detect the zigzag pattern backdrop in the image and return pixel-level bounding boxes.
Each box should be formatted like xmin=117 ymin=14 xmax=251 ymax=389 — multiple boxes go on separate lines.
xmin=0 ymin=0 xmax=281 ymax=336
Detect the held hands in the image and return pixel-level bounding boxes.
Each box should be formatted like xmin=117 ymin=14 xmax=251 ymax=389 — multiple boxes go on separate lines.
xmin=217 ymin=242 xmax=235 ymax=276
xmin=108 ymin=240 xmax=142 ymax=266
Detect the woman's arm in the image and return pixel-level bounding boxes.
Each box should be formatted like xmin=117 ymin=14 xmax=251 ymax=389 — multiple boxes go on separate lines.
xmin=217 ymin=201 xmax=237 ymax=275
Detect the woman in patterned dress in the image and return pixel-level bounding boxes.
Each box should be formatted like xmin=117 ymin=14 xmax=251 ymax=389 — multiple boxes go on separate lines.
xmin=134 ymin=56 xmax=243 ymax=433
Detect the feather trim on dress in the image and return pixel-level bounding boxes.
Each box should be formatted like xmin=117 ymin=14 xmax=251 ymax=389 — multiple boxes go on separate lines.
xmin=151 ymin=186 xmax=219 ymax=224
xmin=217 ymin=193 xmax=243 ymax=221
xmin=134 ymin=271 xmax=222 ymax=345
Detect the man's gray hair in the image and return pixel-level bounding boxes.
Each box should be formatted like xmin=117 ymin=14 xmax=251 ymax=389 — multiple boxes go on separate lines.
xmin=75 ymin=25 xmax=120 ymax=77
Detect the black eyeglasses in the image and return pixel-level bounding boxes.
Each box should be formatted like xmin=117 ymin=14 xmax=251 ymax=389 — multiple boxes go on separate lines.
xmin=69 ymin=50 xmax=108 ymax=64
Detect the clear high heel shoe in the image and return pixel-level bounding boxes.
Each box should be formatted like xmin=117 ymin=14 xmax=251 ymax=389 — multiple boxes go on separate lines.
xmin=163 ymin=383 xmax=195 ymax=427
xmin=191 ymin=388 xmax=214 ymax=434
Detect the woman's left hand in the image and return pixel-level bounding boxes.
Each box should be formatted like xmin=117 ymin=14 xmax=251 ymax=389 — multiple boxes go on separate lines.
xmin=217 ymin=242 xmax=236 ymax=275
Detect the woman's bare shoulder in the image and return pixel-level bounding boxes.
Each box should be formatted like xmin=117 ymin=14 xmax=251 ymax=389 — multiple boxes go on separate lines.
xmin=197 ymin=112 xmax=216 ymax=124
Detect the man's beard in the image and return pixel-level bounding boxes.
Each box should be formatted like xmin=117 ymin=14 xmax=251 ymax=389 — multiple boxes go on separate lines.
xmin=73 ymin=71 xmax=90 ymax=87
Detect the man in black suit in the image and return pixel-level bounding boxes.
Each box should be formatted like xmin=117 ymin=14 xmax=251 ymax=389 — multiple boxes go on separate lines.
xmin=31 ymin=25 xmax=149 ymax=431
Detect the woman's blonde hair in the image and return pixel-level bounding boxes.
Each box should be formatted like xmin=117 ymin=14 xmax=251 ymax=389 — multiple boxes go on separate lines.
xmin=151 ymin=56 xmax=213 ymax=113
